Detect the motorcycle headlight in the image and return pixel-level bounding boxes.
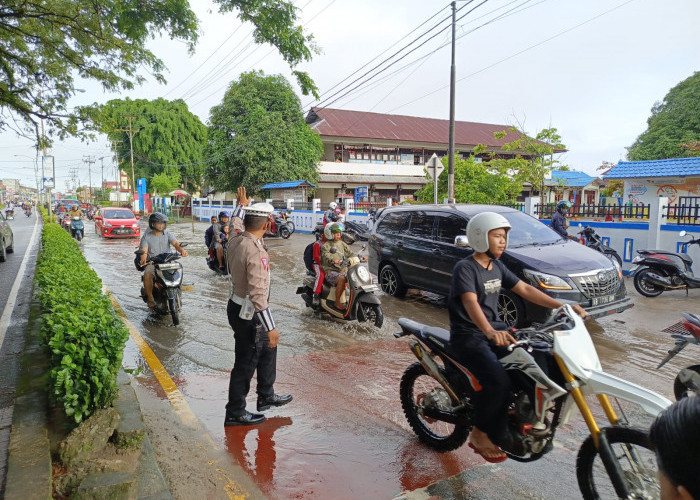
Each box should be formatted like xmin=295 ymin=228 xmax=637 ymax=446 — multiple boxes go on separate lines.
xmin=523 ymin=269 xmax=572 ymax=290
xmin=357 ymin=265 xmax=370 ymax=283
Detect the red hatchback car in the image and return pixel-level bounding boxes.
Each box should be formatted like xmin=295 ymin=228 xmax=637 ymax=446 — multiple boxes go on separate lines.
xmin=95 ymin=208 xmax=141 ymax=238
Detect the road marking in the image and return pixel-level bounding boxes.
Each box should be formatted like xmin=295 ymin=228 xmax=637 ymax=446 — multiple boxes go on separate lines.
xmin=108 ymin=294 xmax=249 ymax=500
xmin=0 ymin=214 xmax=39 ymax=351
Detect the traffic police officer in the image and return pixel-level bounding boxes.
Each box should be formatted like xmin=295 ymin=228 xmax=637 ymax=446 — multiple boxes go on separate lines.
xmin=224 ymin=188 xmax=292 ymax=426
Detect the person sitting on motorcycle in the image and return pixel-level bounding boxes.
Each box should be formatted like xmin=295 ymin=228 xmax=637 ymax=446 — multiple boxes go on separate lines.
xmin=303 ymin=232 xmax=327 ymax=306
xmin=449 ymin=212 xmax=586 ymax=463
xmin=650 ymin=395 xmax=700 ymax=500
xmin=220 ymin=224 xmax=230 ymax=244
xmin=210 ymin=211 xmax=230 ymax=271
xmin=205 ymin=215 xmax=218 ymax=248
xmin=138 ymin=213 xmax=188 ymax=309
xmin=551 ymin=200 xmax=577 ymax=241
xmin=68 ymin=205 xmax=83 ymax=218
xmin=323 ymin=202 xmax=338 ymax=227
xmin=321 ymin=222 xmax=365 ymax=310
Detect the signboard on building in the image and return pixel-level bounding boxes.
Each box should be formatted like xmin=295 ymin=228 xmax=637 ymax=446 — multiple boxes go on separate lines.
xmin=354 ymin=186 xmax=368 ymax=203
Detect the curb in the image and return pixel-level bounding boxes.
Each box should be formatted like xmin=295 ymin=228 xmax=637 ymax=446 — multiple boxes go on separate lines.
xmin=5 ymin=295 xmax=173 ymax=499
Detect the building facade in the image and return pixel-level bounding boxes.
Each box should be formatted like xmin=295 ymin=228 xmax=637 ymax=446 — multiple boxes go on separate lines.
xmin=306 ymin=108 xmax=547 ymax=204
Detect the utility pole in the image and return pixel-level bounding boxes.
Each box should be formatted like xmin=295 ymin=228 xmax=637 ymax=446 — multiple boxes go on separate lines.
xmin=83 ymin=155 xmax=96 ymax=203
xmin=100 ymin=156 xmax=105 ymax=198
xmin=447 ymin=0 xmax=457 ymax=204
xmin=115 ymin=115 xmax=140 ymax=207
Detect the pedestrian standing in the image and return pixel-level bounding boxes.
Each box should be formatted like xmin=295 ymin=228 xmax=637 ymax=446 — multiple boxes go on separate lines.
xmin=224 ymin=187 xmax=292 ymax=426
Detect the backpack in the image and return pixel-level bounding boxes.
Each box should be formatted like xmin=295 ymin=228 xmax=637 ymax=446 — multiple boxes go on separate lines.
xmin=303 ymin=242 xmax=315 ymax=272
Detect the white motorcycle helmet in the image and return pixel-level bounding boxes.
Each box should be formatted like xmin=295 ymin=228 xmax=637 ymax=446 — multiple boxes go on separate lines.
xmin=466 ymin=212 xmax=511 ymax=253
xmin=329 ymin=201 xmax=338 ymax=210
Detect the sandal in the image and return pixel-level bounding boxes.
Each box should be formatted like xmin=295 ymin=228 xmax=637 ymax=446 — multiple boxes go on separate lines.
xmin=467 ymin=442 xmax=507 ymax=463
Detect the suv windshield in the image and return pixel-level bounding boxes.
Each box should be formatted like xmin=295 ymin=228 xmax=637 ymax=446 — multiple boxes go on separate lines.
xmin=502 ymin=211 xmax=562 ymax=247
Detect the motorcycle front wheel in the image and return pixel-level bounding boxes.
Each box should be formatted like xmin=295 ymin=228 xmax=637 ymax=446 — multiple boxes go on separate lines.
xmin=279 ymin=226 xmax=291 ymax=239
xmin=633 ymin=268 xmax=664 ymax=297
xmin=359 ymin=303 xmax=383 ymax=328
xmin=674 ymin=364 xmax=700 ymax=400
xmin=576 ymin=426 xmax=659 ymax=500
xmin=168 ymin=297 xmax=180 ymax=325
xmin=400 ymin=362 xmax=470 ymax=452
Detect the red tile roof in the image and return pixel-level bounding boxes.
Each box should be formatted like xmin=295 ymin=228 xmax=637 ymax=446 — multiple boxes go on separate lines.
xmin=306 ymin=107 xmax=525 ymax=148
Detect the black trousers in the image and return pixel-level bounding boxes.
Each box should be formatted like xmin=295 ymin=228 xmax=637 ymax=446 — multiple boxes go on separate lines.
xmin=450 ymin=333 xmax=511 ymax=443
xmin=226 ymin=300 xmax=277 ymax=417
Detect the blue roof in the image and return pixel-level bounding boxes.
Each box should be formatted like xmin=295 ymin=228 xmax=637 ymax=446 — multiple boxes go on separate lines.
xmin=550 ymin=170 xmax=598 ymax=187
xmin=604 ymin=157 xmax=700 ymax=179
xmin=260 ymin=180 xmax=316 ymax=189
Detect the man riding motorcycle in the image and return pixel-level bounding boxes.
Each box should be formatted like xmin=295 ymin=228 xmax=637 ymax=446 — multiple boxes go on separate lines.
xmin=551 ymin=200 xmax=577 ymax=241
xmin=210 ymin=211 xmax=230 ymax=271
xmin=322 ymin=202 xmax=338 ymax=227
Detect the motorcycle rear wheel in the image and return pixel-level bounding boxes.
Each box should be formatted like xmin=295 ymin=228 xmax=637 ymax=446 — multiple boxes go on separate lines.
xmin=280 ymin=226 xmax=291 ymax=239
xmin=674 ymin=364 xmax=700 ymax=400
xmin=400 ymin=362 xmax=470 ymax=452
xmin=633 ymin=268 xmax=664 ymax=297
xmin=576 ymin=426 xmax=659 ymax=500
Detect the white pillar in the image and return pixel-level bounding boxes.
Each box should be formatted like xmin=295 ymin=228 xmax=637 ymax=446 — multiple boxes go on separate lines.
xmin=265 ymin=198 xmax=273 ymax=205
xmin=312 ymin=198 xmax=321 ymax=212
xmin=344 ymin=198 xmax=354 ymax=213
xmin=386 ymin=198 xmax=393 ymax=207
xmin=525 ymin=196 xmax=540 ymax=217
xmin=286 ymin=198 xmax=295 ymax=211
xmin=647 ymin=196 xmax=667 ymax=250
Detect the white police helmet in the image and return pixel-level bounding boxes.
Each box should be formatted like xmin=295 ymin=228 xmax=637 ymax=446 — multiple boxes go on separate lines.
xmin=329 ymin=202 xmax=338 ymax=210
xmin=466 ymin=212 xmax=511 ymax=253
xmin=243 ymin=202 xmax=275 ymax=218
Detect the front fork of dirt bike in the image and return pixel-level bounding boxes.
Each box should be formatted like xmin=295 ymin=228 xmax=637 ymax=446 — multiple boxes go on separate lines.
xmin=408 ymin=339 xmax=460 ymax=403
xmin=554 ymin=355 xmax=635 ymax=499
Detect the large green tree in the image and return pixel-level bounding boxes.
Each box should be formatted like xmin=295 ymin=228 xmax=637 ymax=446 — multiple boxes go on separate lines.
xmin=415 ymin=150 xmax=522 ymax=204
xmin=627 ymin=72 xmax=700 ymax=160
xmin=0 ymin=0 xmax=317 ymax=144
xmin=92 ymin=98 xmax=206 ymax=194
xmin=205 ymin=71 xmax=322 ymax=195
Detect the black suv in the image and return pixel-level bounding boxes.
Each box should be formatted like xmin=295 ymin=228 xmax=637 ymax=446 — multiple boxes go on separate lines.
xmin=368 ymin=204 xmax=633 ymax=327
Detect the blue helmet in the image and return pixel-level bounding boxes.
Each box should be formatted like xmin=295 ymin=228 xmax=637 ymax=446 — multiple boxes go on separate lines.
xmin=218 ymin=211 xmax=230 ymax=220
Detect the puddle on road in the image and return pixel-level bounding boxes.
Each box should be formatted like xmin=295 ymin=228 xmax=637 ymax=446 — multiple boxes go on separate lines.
xmin=77 ymin=219 xmax=696 ymax=498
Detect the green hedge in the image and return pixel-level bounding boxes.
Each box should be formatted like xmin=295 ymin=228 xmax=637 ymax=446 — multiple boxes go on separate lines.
xmin=35 ymin=218 xmax=129 ymax=423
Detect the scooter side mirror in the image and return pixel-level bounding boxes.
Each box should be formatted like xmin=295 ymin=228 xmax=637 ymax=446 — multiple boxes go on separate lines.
xmin=180 ymin=242 xmax=188 ymax=247
xmin=330 ymin=247 xmax=337 ymax=253
xmin=455 ymin=235 xmax=470 ymax=247
xmin=679 ymin=230 xmax=687 ymax=237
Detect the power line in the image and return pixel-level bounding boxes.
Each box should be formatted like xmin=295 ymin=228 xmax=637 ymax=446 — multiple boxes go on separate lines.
xmin=386 ymin=0 xmax=637 ymax=114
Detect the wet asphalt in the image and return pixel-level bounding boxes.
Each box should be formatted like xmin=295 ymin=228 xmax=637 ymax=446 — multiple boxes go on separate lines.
xmin=76 ymin=217 xmax=698 ymax=499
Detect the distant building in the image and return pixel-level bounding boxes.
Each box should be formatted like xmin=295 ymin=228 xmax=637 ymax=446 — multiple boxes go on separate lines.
xmin=604 ymin=157 xmax=700 ymax=205
xmin=306 ymin=107 xmax=553 ymax=204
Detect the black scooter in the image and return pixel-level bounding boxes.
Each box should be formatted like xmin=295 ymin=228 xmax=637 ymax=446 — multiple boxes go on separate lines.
xmin=135 ymin=244 xmax=188 ymax=325
xmin=265 ymin=213 xmax=293 ymax=239
xmin=657 ymin=312 xmax=700 ymax=400
xmin=631 ymin=230 xmax=700 ymax=297
xmin=577 ymin=225 xmax=622 ymax=267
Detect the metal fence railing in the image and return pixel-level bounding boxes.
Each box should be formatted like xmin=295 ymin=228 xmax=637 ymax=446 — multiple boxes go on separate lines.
xmin=354 ymin=201 xmax=388 ymax=213
xmin=499 ymin=202 xmax=525 ymax=212
xmin=665 ymin=197 xmax=700 ymax=226
xmin=534 ymin=202 xmax=651 ymax=220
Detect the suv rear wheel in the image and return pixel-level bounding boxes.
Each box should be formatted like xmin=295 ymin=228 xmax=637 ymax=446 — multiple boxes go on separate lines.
xmin=498 ymin=290 xmax=525 ymax=328
xmin=379 ymin=264 xmax=407 ymax=298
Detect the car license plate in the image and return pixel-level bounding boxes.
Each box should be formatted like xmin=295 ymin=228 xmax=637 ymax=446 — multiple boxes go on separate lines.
xmin=592 ymin=294 xmax=615 ymax=306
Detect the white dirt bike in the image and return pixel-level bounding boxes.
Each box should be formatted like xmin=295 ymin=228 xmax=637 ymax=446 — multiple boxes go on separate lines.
xmin=396 ymin=305 xmax=671 ymax=499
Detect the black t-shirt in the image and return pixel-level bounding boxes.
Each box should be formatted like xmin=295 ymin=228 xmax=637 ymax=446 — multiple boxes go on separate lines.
xmin=448 ymin=256 xmax=520 ymax=339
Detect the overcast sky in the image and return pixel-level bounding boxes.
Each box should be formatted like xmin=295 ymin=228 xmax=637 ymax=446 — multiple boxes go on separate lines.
xmin=2 ymin=0 xmax=699 ymax=191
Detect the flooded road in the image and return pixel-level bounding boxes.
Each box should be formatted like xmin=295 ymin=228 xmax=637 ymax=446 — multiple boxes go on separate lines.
xmin=79 ymin=219 xmax=699 ymax=499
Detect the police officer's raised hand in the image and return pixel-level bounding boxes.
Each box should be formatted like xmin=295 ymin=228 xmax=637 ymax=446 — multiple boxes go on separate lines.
xmin=236 ymin=187 xmax=251 ymax=207
xmin=485 ymin=329 xmax=516 ymax=347
xmin=268 ymin=328 xmax=280 ymax=348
